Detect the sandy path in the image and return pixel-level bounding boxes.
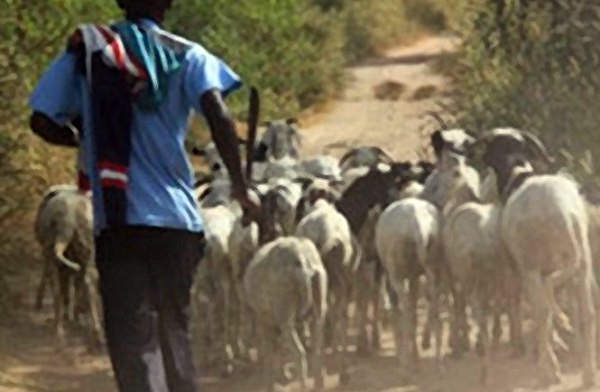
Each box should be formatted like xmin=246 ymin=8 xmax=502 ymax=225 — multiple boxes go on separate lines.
xmin=0 ymin=35 xmax=596 ymax=392
xmin=301 ymin=35 xmax=457 ymax=160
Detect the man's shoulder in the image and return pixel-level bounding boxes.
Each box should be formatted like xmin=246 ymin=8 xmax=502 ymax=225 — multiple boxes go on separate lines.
xmin=150 ymin=28 xmax=213 ymax=62
xmin=152 ymin=28 xmax=196 ymax=54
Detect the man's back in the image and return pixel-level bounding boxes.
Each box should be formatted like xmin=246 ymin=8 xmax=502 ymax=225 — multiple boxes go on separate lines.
xmin=30 ymin=18 xmax=242 ymax=234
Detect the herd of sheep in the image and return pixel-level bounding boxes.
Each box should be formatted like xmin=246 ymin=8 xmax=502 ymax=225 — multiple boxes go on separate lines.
xmin=34 ymin=117 xmax=600 ymax=391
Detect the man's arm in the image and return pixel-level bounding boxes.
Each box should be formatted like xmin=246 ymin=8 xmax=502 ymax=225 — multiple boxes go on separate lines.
xmin=29 ymin=111 xmax=80 ymax=147
xmin=200 ymin=89 xmax=246 ymax=191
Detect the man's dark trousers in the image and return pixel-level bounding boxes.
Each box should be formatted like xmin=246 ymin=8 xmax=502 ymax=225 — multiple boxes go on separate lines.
xmin=95 ymin=226 xmax=205 ymax=392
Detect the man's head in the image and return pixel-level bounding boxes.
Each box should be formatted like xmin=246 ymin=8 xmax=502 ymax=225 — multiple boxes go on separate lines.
xmin=116 ymin=0 xmax=174 ymax=22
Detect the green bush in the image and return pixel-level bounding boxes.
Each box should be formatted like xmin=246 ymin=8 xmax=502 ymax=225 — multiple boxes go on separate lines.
xmin=444 ymin=0 xmax=600 ymax=187
xmin=167 ymin=0 xmax=346 ymax=120
xmin=332 ymin=0 xmax=447 ymax=62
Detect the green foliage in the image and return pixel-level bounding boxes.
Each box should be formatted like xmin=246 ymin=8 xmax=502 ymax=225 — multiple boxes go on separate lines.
xmin=167 ymin=0 xmax=346 ymax=119
xmin=445 ymin=0 xmax=600 ymax=188
xmin=333 ymin=0 xmax=448 ymax=62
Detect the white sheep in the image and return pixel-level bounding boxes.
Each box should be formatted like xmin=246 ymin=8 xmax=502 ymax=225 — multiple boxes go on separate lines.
xmin=243 ymin=236 xmax=328 ymax=392
xmin=300 ymin=155 xmax=343 ymax=181
xmin=375 ymin=197 xmax=442 ymax=370
xmin=196 ymin=203 xmax=240 ymax=373
xmin=34 ymin=185 xmax=102 ymax=348
xmin=475 ymin=127 xmax=597 ymax=387
xmin=443 ymin=201 xmax=524 ymax=383
xmin=295 ymin=197 xmax=358 ymax=382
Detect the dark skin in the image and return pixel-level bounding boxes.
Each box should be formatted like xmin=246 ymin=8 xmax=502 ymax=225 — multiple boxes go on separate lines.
xmin=200 ymin=90 xmax=257 ymax=211
xmin=29 ymin=112 xmax=80 ymax=147
xmin=30 ymin=0 xmax=258 ymax=212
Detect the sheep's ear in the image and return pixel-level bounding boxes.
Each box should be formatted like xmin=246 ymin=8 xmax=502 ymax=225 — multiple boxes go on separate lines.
xmin=431 ymin=130 xmax=445 ymax=158
xmin=295 ymin=196 xmax=307 ymax=224
xmin=261 ymin=121 xmax=273 ymax=128
xmin=286 ymin=117 xmax=299 ymax=125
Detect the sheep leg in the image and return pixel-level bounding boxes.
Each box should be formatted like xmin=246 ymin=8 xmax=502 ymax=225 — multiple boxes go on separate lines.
xmin=83 ymin=272 xmax=103 ymax=351
xmin=472 ymin=296 xmax=491 ymax=385
xmin=372 ymin=262 xmax=386 ymax=351
xmin=576 ymin=274 xmax=596 ymax=387
xmin=524 ymin=271 xmax=562 ymax=385
xmin=51 ymin=265 xmax=66 ymax=343
xmin=215 ymin=276 xmax=235 ymax=376
xmin=507 ymin=277 xmax=525 ymax=356
xmin=236 ymin=285 xmax=252 ymax=362
xmin=354 ymin=269 xmax=372 ymax=356
xmin=388 ymin=282 xmax=404 ymax=367
xmin=448 ymin=284 xmax=469 ymax=358
xmin=424 ymin=269 xmax=442 ymax=365
xmin=285 ymin=320 xmax=308 ymax=390
xmin=311 ymin=311 xmax=325 ymax=390
xmin=491 ymin=307 xmax=502 ymax=348
xmin=335 ymin=282 xmax=350 ymax=384
xmin=190 ymin=285 xmax=210 ymax=368
xmin=259 ymin=325 xmax=277 ymax=392
xmin=408 ymin=277 xmax=420 ymax=369
xmin=35 ymin=258 xmax=51 ymax=310
xmin=66 ymin=272 xmax=76 ymax=322
xmin=421 ymin=279 xmax=433 ymax=351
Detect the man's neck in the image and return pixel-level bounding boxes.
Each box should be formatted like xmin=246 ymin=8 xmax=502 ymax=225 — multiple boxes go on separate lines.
xmin=125 ymin=13 xmax=163 ymax=26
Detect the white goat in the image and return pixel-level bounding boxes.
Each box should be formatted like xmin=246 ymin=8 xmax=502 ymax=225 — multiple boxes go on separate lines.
xmin=476 ymin=128 xmax=597 ymax=387
xmin=34 ymin=185 xmax=102 ymax=348
xmin=296 ymin=197 xmax=358 ymax=383
xmin=243 ymin=236 xmax=328 ymax=392
xmin=443 ymin=201 xmax=523 ymax=383
xmin=375 ymin=197 xmax=442 ymax=369
xmin=196 ymin=203 xmax=239 ymax=373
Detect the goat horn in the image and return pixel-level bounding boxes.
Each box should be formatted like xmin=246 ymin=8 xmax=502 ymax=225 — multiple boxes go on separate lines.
xmin=369 ymin=146 xmax=394 ymax=164
xmin=522 ymin=130 xmax=554 ymax=164
xmin=426 ymin=110 xmax=449 ymax=129
xmin=339 ymin=148 xmax=360 ymax=169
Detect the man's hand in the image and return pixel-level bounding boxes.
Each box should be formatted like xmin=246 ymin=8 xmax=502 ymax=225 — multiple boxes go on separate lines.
xmin=29 ymin=112 xmax=80 ymax=147
xmin=231 ymin=183 xmax=261 ymax=223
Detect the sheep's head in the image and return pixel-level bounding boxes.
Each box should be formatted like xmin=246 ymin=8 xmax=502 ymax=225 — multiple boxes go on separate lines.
xmin=294 ymin=177 xmax=343 ymax=222
xmin=254 ymin=118 xmax=301 ymax=162
xmin=431 ymin=129 xmax=476 ymax=160
xmin=338 ymin=146 xmax=394 ymax=171
xmin=335 ymin=161 xmax=416 ymax=234
xmin=471 ymin=127 xmax=554 ymax=197
xmin=342 ymin=161 xmax=414 ymax=208
xmin=241 ymin=186 xmax=284 ymax=245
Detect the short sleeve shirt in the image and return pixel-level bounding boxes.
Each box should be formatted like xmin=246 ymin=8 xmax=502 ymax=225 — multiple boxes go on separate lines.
xmin=29 ymin=19 xmax=242 ymax=234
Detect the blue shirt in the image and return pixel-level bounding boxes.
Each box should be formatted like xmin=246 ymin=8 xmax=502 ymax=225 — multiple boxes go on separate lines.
xmin=29 ymin=19 xmax=242 ymax=235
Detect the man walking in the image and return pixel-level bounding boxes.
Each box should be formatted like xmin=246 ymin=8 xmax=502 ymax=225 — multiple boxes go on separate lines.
xmin=28 ymin=1 xmax=255 ymax=391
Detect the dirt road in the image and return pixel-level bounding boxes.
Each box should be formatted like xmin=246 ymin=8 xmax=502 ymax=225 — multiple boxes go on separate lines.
xmin=0 ymin=35 xmax=596 ymax=392
xmin=301 ymin=35 xmax=457 ymax=160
